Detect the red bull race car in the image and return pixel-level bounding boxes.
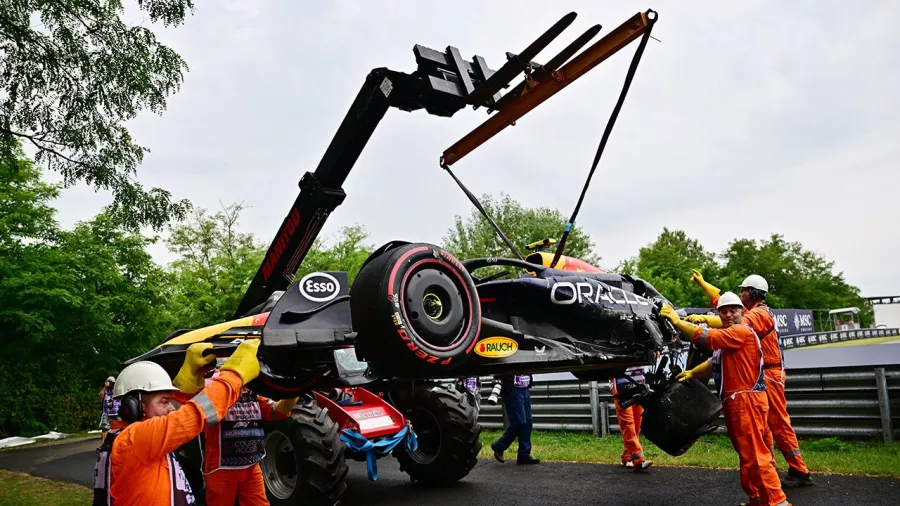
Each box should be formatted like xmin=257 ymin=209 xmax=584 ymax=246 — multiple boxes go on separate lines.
xmin=124 ymin=9 xmax=721 ymax=505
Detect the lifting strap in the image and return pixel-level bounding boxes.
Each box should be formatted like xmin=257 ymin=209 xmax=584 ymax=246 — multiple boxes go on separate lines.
xmin=441 ymin=163 xmax=524 ymax=260
xmin=549 ymin=22 xmax=655 ymax=268
xmin=339 ymin=422 xmax=418 ymax=481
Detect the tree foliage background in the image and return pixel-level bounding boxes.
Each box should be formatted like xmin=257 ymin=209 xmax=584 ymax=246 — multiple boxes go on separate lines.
xmin=441 ymin=193 xmax=600 ymax=266
xmin=0 ymin=145 xmax=876 ymax=437
xmin=616 ymin=228 xmax=873 ymax=324
xmin=0 ymin=0 xmax=196 ymax=231
xmin=165 ymin=203 xmax=265 ymax=329
xmin=0 ymin=145 xmax=174 ymax=437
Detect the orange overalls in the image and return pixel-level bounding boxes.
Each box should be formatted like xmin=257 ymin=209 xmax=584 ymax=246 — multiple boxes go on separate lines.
xmin=692 ymin=324 xmax=789 ymax=506
xmin=107 ymin=371 xmax=243 ymax=505
xmin=611 ymin=366 xmax=647 ymax=466
xmin=711 ymin=295 xmax=809 ymax=476
xmin=178 ymin=374 xmax=289 ymax=506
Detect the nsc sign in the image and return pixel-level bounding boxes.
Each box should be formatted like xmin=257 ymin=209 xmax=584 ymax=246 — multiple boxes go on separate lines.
xmin=771 ymin=309 xmax=814 ymax=336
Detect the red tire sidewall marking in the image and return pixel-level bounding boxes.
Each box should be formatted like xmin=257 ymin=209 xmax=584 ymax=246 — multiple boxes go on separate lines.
xmin=387 ymin=246 xmax=429 ymax=297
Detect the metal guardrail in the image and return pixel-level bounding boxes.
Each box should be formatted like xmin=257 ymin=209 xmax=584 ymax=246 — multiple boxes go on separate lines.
xmin=476 ymin=365 xmax=899 ymax=443
xmin=780 ymin=327 xmax=899 ymax=350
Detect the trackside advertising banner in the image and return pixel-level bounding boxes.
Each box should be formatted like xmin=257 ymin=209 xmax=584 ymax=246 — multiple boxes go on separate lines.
xmin=771 ymin=309 xmax=815 ymax=336
xmin=780 ymin=327 xmax=899 ymax=350
xmin=682 ymin=307 xmax=814 ymax=336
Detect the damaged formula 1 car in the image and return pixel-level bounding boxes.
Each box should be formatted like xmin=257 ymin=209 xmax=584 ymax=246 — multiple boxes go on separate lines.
xmin=124 ymin=8 xmax=721 ymax=506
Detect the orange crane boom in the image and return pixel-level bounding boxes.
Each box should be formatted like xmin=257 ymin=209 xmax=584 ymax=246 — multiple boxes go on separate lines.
xmin=441 ymin=10 xmax=657 ymax=166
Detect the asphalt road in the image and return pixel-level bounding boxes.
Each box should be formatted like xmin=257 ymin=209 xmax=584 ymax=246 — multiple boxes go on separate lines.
xmin=2 ymin=438 xmax=899 ymax=505
xmin=781 ymin=340 xmax=900 ymax=369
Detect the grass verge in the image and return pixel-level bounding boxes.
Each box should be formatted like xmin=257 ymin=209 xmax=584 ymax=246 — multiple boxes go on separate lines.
xmin=0 ymin=470 xmax=91 ymax=506
xmin=478 ymin=430 xmax=900 ymax=477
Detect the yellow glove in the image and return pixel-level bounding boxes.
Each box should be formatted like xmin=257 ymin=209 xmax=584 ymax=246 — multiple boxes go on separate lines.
xmin=690 ymin=268 xmax=721 ymax=302
xmin=659 ymin=304 xmax=700 ymax=338
xmin=659 ymin=304 xmax=680 ymax=324
xmin=173 ymin=343 xmax=216 ymax=394
xmin=221 ymin=339 xmax=261 ymax=385
xmin=685 ymin=314 xmax=723 ymax=328
xmin=675 ymin=359 xmax=712 ymax=382
xmin=275 ymin=397 xmax=300 ymax=416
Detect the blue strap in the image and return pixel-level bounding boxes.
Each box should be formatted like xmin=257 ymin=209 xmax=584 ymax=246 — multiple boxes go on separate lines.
xmin=339 ymin=423 xmax=418 ymax=481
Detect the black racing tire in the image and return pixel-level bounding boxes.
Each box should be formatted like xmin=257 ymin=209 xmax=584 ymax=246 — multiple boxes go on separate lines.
xmin=390 ymin=382 xmax=482 ymax=485
xmin=351 ymin=242 xmax=481 ymax=376
xmin=261 ymin=399 xmax=349 ymax=506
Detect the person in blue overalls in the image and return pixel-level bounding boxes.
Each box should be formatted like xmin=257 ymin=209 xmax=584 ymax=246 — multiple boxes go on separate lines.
xmin=490 ymin=374 xmax=540 ymax=465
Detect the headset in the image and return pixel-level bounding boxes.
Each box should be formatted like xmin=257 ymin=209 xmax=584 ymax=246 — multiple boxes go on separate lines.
xmin=117 ymin=392 xmax=143 ymax=423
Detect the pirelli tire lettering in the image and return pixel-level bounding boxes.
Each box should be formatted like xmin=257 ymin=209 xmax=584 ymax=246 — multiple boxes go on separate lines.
xmin=392 ymin=318 xmax=453 ymax=366
xmin=351 ymin=242 xmax=481 ymax=376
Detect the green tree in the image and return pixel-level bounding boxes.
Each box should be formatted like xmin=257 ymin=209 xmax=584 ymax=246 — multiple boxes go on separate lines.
xmin=0 ymin=141 xmax=59 ymax=245
xmin=616 ymin=228 xmax=720 ymax=307
xmin=0 ymin=149 xmax=173 ymax=436
xmin=441 ymin=193 xmax=601 ymax=265
xmin=720 ymin=234 xmax=872 ymax=326
xmin=165 ymin=203 xmax=265 ymax=329
xmin=0 ymin=0 xmax=196 ymax=231
xmin=295 ymin=224 xmax=375 ymax=285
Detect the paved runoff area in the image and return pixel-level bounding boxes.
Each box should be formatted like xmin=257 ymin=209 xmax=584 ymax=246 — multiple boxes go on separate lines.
xmin=1 ymin=437 xmax=898 ymax=505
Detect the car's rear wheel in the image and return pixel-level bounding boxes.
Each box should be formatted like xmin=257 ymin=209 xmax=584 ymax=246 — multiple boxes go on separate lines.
xmin=351 ymin=242 xmax=481 ymax=376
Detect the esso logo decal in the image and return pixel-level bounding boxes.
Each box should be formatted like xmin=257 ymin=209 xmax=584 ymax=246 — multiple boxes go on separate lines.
xmin=474 ymin=336 xmax=518 ymax=358
xmin=298 ymin=272 xmax=340 ymax=302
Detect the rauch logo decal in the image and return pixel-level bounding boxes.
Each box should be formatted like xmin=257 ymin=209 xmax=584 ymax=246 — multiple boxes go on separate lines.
xmin=474 ymin=337 xmax=518 ymax=358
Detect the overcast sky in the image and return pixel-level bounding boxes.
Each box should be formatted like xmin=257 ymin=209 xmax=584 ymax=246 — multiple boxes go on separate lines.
xmin=45 ymin=0 xmax=900 ymax=297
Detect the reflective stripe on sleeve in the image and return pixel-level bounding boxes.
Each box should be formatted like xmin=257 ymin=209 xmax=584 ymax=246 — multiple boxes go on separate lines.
xmin=699 ymin=327 xmax=710 ymax=348
xmin=192 ymin=392 xmax=219 ymax=425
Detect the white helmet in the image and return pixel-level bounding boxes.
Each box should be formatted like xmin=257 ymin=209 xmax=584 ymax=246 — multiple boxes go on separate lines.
xmin=717 ymin=291 xmax=743 ymax=310
xmin=739 ymin=274 xmax=768 ymax=292
xmin=112 ymin=361 xmax=177 ymax=398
